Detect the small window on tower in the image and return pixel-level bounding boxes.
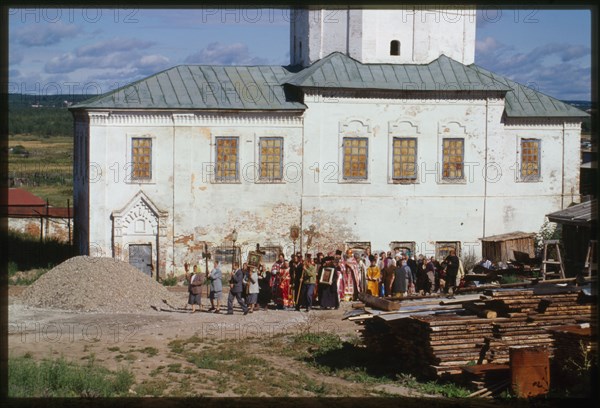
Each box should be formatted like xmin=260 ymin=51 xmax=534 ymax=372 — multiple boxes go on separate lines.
xmin=390 ymin=40 xmax=400 ymax=56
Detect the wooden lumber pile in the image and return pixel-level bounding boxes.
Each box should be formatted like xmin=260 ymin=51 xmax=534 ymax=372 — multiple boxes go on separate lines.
xmin=355 ymin=284 xmax=596 ymax=380
xmin=358 ymin=292 xmax=400 ymax=311
xmin=548 ymin=324 xmax=596 ymax=377
xmin=476 ymin=286 xmax=596 ymax=364
xmin=360 ymin=312 xmax=503 ymax=378
xmin=461 ymin=363 xmax=510 ymax=395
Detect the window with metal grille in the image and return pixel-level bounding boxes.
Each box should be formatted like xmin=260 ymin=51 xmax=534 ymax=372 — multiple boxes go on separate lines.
xmin=442 ymin=138 xmax=464 ymax=180
xmin=214 ymin=246 xmax=241 ymax=264
xmin=215 ymin=137 xmax=239 ymax=182
xmin=132 ymin=138 xmax=152 ymax=180
xmin=389 ymin=241 xmax=416 ymax=255
xmin=345 ymin=242 xmax=372 ymax=258
xmin=436 ymin=242 xmax=460 ymax=260
xmin=260 ymin=246 xmax=284 ymax=264
xmin=259 ymin=137 xmax=283 ymax=181
xmin=392 ymin=137 xmax=417 ymax=180
xmin=521 ymin=139 xmax=541 ymax=180
xmin=343 ymin=137 xmax=368 ymax=180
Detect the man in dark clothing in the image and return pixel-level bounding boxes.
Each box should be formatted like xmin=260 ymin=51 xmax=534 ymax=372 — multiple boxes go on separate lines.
xmin=293 ymin=253 xmax=304 ymax=307
xmin=444 ymin=250 xmax=460 ymax=295
xmin=227 ymin=262 xmax=249 ymax=315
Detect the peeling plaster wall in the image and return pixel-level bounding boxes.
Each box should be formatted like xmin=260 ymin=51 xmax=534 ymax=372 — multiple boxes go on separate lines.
xmin=88 ymin=113 xmax=177 ymax=277
xmin=485 ymin=120 xmax=582 ymax=235
xmin=171 ymin=115 xmax=303 ymax=272
xmin=82 ymin=96 xmax=581 ymax=271
xmin=301 ymin=92 xmax=581 ymax=257
xmin=5 ymin=217 xmax=72 ymax=242
xmin=86 ymin=112 xmax=303 ymax=277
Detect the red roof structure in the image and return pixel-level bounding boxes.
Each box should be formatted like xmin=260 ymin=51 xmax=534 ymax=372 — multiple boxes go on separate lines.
xmin=2 ymin=188 xmax=73 ymax=218
xmin=7 ymin=188 xmax=46 ymax=206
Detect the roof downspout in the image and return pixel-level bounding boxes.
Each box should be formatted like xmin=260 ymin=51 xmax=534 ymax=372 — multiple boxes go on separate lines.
xmin=483 ymin=98 xmax=489 ymax=239
xmin=561 ymin=121 xmax=565 ymax=209
xmin=171 ymin=114 xmax=176 ymax=280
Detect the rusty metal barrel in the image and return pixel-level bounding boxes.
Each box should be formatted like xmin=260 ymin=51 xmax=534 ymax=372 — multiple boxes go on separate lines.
xmin=509 ymin=346 xmax=550 ymax=398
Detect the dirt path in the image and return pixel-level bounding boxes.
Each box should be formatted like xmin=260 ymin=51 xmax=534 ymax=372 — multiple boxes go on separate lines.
xmin=9 ymin=286 xmax=425 ymax=397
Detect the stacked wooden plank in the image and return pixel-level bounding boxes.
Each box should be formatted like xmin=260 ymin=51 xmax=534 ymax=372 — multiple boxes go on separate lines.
xmin=476 ymin=286 xmax=595 ymax=364
xmin=361 ymin=311 xmax=507 ymax=377
xmin=461 ymin=363 xmax=510 ymax=395
xmin=355 ymin=284 xmax=596 ymax=380
xmin=548 ymin=324 xmax=596 ymax=376
xmin=409 ymin=315 xmax=498 ymax=377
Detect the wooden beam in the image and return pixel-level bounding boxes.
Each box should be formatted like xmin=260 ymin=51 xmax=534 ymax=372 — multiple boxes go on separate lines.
xmin=358 ymin=292 xmax=401 ymax=311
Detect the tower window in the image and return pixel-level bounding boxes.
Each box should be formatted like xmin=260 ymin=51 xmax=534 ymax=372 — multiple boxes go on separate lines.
xmin=299 ymin=41 xmax=302 ymax=60
xmin=390 ymin=40 xmax=400 ymax=56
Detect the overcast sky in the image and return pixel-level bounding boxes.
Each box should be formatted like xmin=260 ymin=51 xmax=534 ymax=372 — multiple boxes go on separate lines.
xmin=8 ymin=7 xmax=592 ymax=101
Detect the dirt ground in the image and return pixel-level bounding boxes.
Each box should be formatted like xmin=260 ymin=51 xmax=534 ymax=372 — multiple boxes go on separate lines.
xmin=7 ymin=285 xmax=427 ymax=398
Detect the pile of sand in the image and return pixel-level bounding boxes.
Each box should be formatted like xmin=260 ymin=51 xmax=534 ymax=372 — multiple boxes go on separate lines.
xmin=22 ymin=256 xmax=185 ymax=313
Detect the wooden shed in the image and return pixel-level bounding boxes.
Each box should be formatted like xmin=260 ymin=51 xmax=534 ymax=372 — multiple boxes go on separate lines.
xmin=547 ymin=199 xmax=597 ymax=276
xmin=480 ymin=231 xmax=536 ymax=263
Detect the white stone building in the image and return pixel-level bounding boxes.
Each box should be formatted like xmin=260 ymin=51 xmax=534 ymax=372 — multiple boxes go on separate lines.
xmin=70 ymin=8 xmax=587 ymax=278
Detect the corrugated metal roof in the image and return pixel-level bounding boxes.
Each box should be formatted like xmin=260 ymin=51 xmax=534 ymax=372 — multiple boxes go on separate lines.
xmin=71 ymin=65 xmax=306 ymax=110
xmin=547 ymin=199 xmax=597 ymax=226
xmin=284 ymin=52 xmax=511 ymax=92
xmin=71 ymin=52 xmax=589 ymax=120
xmin=469 ymin=64 xmax=588 ymax=118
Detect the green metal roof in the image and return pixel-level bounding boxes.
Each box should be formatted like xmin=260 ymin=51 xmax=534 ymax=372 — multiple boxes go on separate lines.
xmin=469 ymin=64 xmax=588 ymax=118
xmin=71 ymin=65 xmax=306 ymax=110
xmin=71 ymin=51 xmax=588 ymax=119
xmin=283 ymin=52 xmax=512 ymax=92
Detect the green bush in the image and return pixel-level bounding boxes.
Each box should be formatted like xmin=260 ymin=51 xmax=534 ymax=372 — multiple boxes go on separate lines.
xmin=8 ymin=261 xmax=19 ymax=277
xmin=11 ymin=145 xmax=29 ymax=155
xmin=396 ymin=373 xmax=470 ymax=398
xmin=9 ymin=268 xmax=50 ymax=285
xmin=161 ymin=275 xmax=178 ymax=286
xmin=9 ymin=355 xmax=134 ymax=397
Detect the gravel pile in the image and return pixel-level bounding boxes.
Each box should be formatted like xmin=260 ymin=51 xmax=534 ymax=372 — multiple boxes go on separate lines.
xmin=22 ymin=256 xmax=184 ymax=313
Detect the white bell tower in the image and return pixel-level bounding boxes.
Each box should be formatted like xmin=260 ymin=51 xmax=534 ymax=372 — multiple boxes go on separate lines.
xmin=290 ymin=7 xmax=476 ymax=66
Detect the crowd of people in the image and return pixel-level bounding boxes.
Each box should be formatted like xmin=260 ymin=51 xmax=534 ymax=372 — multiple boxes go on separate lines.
xmin=183 ymin=248 xmax=466 ymax=314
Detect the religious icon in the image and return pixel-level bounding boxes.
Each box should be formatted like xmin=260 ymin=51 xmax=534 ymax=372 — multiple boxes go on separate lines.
xmin=248 ymin=251 xmax=262 ymax=268
xmin=320 ymin=267 xmax=335 ymax=285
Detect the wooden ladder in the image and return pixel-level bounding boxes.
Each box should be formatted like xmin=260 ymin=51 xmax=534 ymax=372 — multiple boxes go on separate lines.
xmin=541 ymin=240 xmax=565 ymax=280
xmin=584 ymin=240 xmax=597 ymax=278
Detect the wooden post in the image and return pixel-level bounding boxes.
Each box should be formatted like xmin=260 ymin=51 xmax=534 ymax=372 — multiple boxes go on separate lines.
xmin=39 ymin=216 xmax=43 ymax=243
xmin=45 ymin=198 xmax=49 ymax=240
xmin=203 ymin=243 xmax=211 ymax=299
xmin=67 ymin=199 xmax=72 ymax=247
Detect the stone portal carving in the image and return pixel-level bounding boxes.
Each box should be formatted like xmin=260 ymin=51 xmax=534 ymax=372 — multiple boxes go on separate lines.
xmin=112 ymin=191 xmax=168 ymax=278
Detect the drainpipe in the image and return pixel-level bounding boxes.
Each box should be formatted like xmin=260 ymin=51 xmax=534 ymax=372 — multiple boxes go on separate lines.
xmin=561 ymin=122 xmax=565 ymax=209
xmin=483 ymin=98 xmax=489 ymax=239
xmin=300 ymin=113 xmax=305 ymax=255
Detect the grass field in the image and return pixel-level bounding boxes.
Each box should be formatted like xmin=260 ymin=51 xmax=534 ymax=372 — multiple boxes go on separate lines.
xmin=8 ymin=134 xmax=73 ymax=205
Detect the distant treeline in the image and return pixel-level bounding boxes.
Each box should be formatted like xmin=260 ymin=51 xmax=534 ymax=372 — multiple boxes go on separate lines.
xmin=8 ymin=94 xmax=593 ymax=138
xmin=9 ymin=94 xmax=90 ymax=137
